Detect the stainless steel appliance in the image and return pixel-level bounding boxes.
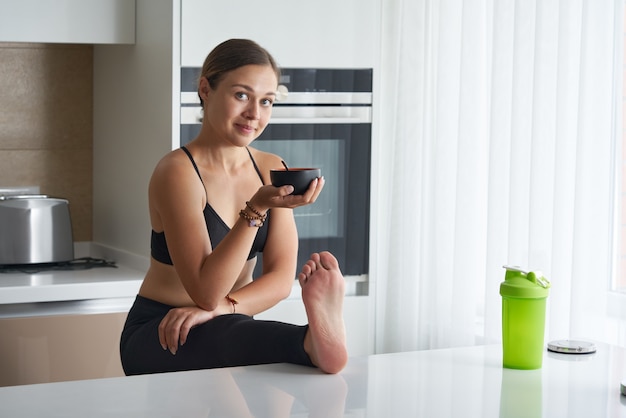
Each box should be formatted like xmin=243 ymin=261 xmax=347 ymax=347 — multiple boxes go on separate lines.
xmin=180 ymin=68 xmax=372 ymax=281
xmin=0 ymin=195 xmax=74 ymax=265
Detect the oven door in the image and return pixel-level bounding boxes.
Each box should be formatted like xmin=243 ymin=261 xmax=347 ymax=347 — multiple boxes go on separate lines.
xmin=252 ymin=123 xmax=370 ymax=278
xmin=180 ymin=66 xmax=372 ymax=280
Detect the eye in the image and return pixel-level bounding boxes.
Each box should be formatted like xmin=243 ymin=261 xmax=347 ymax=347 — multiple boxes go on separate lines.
xmin=261 ymin=98 xmax=274 ymax=107
xmin=235 ymin=92 xmax=249 ymax=101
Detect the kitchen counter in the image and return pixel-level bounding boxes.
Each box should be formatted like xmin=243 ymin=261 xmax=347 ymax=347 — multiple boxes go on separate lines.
xmin=0 ymin=243 xmax=146 ymax=385
xmin=0 ymin=243 xmax=371 ymax=386
xmin=0 ymin=342 xmax=624 ymax=417
xmin=0 ymin=242 xmax=366 ymax=318
xmin=0 ymin=242 xmax=145 ymax=318
xmin=0 ymin=243 xmax=371 ymax=359
xmin=0 ymin=264 xmax=144 ymax=305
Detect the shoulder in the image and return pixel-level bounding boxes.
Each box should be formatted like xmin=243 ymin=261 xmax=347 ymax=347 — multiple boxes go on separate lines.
xmin=149 ymin=148 xmax=200 ymax=199
xmin=151 ymin=149 xmax=192 ymax=182
xmin=247 ymin=146 xmax=284 ymax=182
xmin=149 ymin=148 xmax=207 ymax=225
xmin=247 ymin=146 xmax=283 ymax=171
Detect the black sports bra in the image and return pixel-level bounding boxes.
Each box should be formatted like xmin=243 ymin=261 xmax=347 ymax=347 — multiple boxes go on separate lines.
xmin=150 ymin=146 xmax=270 ymax=265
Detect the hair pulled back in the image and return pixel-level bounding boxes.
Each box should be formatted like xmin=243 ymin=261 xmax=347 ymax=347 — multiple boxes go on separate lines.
xmin=198 ymin=39 xmax=280 ymax=107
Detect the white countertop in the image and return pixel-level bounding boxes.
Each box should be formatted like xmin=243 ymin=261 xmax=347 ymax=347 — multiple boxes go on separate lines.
xmin=0 ymin=264 xmax=144 ymax=305
xmin=0 ymin=242 xmax=366 ymax=318
xmin=0 ymin=243 xmax=145 ymax=317
xmin=0 ymin=343 xmax=624 ymax=417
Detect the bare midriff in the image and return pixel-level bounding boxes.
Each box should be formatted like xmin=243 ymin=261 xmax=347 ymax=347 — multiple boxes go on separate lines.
xmin=138 ymin=257 xmax=256 ymax=307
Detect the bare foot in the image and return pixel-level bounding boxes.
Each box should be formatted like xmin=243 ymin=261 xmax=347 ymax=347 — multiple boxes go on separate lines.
xmin=298 ymin=251 xmax=348 ymax=374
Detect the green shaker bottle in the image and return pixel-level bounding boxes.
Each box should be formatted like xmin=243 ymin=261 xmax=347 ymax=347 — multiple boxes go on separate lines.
xmin=500 ymin=266 xmax=551 ymax=369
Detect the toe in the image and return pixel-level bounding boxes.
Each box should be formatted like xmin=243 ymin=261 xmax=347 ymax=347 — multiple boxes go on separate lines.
xmin=318 ymin=251 xmax=339 ymax=270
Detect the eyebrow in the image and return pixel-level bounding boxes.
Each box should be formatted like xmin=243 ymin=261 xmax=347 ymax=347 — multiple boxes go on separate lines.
xmin=231 ymin=83 xmax=277 ymax=97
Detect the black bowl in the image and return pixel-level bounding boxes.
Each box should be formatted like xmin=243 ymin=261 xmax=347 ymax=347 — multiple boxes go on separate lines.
xmin=270 ymin=168 xmax=321 ymax=195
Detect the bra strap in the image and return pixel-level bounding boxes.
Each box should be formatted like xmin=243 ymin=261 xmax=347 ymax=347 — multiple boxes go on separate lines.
xmin=246 ymin=147 xmax=266 ymax=185
xmin=180 ymin=146 xmax=208 ymax=199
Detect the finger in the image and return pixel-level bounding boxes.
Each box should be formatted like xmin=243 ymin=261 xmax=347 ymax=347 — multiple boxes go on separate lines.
xmin=279 ymin=184 xmax=295 ymax=196
xmin=166 ymin=315 xmax=185 ymax=355
xmin=169 ymin=325 xmax=182 ymax=355
xmin=305 ymin=177 xmax=325 ymax=203
xmin=158 ymin=316 xmax=169 ymax=351
xmin=313 ymin=176 xmax=325 ymax=197
xmin=178 ymin=316 xmax=194 ymax=346
xmin=301 ymin=178 xmax=320 ymax=201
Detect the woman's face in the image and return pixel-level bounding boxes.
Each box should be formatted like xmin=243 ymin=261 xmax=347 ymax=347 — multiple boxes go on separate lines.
xmin=201 ymin=64 xmax=278 ymax=147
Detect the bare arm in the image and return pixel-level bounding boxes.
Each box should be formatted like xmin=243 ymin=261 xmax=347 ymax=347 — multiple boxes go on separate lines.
xmin=151 ymin=150 xmax=324 ymax=311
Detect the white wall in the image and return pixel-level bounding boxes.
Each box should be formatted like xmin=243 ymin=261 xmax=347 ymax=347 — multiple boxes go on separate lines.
xmin=93 ymin=0 xmax=180 ymax=257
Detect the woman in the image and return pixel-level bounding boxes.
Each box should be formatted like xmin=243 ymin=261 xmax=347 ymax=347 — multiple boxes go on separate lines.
xmin=120 ymin=39 xmax=348 ymax=375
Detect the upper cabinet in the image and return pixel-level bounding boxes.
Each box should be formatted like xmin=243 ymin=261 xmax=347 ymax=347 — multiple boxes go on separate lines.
xmin=0 ymin=0 xmax=135 ymax=44
xmin=181 ymin=0 xmax=378 ymax=68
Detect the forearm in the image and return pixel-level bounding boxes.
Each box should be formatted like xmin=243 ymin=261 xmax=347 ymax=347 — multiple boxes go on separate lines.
xmin=184 ymin=210 xmax=265 ymax=310
xmin=227 ymin=270 xmax=295 ymax=316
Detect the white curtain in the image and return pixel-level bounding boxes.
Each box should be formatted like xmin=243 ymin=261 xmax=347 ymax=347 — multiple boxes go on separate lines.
xmin=372 ymin=0 xmax=624 ymax=353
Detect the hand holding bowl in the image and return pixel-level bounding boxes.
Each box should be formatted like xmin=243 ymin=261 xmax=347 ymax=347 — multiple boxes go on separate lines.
xmin=270 ymin=168 xmax=321 ymax=195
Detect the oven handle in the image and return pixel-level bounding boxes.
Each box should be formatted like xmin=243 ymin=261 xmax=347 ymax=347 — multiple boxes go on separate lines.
xmin=181 ymin=92 xmax=372 ymax=105
xmin=181 ymin=106 xmax=372 ymax=124
xmin=294 ymin=209 xmax=333 ymax=218
xmin=269 ymin=117 xmax=370 ymax=124
xmin=270 ymin=115 xmax=372 ymax=124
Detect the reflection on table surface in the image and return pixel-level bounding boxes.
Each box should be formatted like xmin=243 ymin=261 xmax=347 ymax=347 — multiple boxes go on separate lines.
xmin=0 ymin=343 xmax=624 ymax=417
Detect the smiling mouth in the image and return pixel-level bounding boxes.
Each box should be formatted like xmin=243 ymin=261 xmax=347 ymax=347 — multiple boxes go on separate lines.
xmin=238 ymin=124 xmax=257 ymax=132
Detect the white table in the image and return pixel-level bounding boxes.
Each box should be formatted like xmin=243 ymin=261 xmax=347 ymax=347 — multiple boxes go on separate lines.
xmin=0 ymin=343 xmax=624 ymax=417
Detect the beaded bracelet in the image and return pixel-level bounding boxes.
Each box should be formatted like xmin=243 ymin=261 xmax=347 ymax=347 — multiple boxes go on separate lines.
xmin=245 ymin=201 xmax=267 ymax=222
xmin=225 ymin=294 xmax=238 ymax=313
xmin=239 ymin=209 xmax=264 ymax=227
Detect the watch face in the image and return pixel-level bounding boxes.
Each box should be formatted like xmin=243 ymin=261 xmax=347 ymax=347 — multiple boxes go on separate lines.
xmin=547 ymin=340 xmax=596 ymax=354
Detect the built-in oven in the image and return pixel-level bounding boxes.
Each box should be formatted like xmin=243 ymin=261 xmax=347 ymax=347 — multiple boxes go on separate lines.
xmin=180 ymin=68 xmax=372 ymax=283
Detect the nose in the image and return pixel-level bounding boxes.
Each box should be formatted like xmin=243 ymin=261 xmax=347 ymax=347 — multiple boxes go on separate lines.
xmin=243 ymin=102 xmax=260 ymax=120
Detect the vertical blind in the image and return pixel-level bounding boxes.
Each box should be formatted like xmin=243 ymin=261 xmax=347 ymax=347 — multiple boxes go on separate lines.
xmin=373 ymin=0 xmax=624 ymax=353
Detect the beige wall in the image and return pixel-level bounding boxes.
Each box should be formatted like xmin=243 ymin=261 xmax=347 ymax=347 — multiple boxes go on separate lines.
xmin=0 ymin=43 xmax=93 ymax=241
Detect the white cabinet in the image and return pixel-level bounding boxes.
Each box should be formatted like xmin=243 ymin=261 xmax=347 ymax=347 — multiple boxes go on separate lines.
xmin=0 ymin=0 xmax=135 ymax=44
xmin=181 ymin=0 xmax=378 ymax=68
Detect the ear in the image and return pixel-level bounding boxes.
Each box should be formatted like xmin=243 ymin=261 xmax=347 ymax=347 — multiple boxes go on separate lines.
xmin=198 ymin=77 xmax=211 ymax=101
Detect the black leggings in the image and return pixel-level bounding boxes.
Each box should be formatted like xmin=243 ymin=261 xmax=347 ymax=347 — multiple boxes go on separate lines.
xmin=120 ymin=295 xmax=314 ymax=375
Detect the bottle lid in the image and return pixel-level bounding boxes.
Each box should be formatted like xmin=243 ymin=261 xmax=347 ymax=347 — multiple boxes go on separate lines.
xmin=547 ymin=339 xmax=596 ymax=354
xmin=500 ymin=265 xmax=551 ymax=298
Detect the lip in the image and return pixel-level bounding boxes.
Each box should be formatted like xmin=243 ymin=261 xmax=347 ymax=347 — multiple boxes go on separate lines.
xmin=236 ymin=123 xmax=257 ymax=134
